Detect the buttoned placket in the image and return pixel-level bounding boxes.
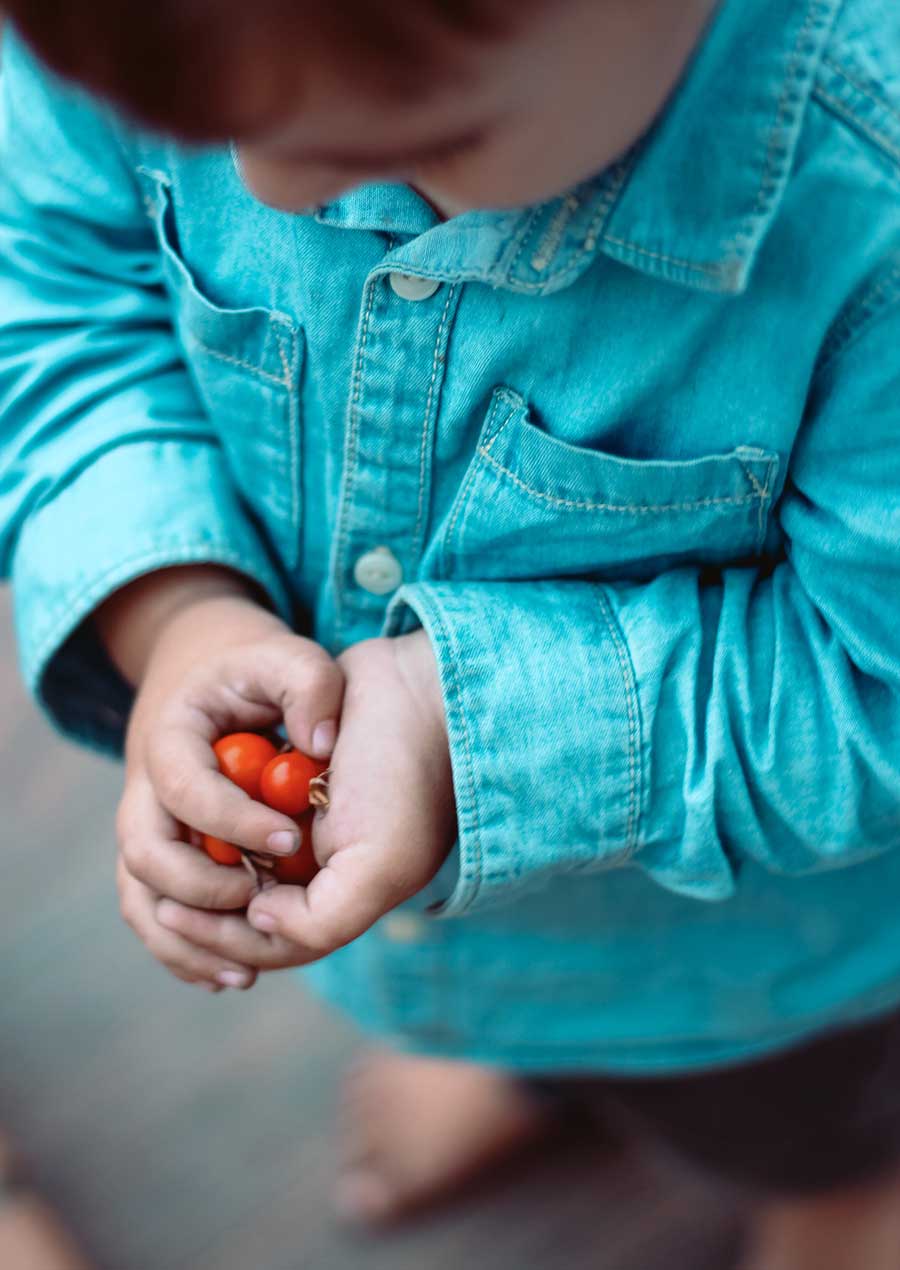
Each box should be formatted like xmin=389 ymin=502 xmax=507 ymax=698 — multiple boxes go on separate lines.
xmin=330 ymin=261 xmax=461 ymax=644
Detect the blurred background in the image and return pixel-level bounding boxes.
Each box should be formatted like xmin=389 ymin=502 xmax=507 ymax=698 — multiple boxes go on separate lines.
xmin=0 ymin=587 xmax=740 ymax=1269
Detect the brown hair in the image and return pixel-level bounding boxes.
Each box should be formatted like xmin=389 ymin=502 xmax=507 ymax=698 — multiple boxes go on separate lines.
xmin=5 ymin=0 xmax=536 ymax=139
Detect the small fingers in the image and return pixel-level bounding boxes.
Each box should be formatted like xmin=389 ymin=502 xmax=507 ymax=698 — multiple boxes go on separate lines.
xmin=117 ymin=777 xmax=256 ymax=911
xmin=156 ymin=898 xmax=306 ymax=970
xmin=117 ymin=859 xmax=258 ymax=990
xmin=144 ymin=635 xmax=345 ymax=853
xmin=147 ymin=725 xmax=303 ymax=857
xmin=271 ymin=640 xmax=344 ymax=760
xmin=245 ymin=844 xmax=403 ymax=959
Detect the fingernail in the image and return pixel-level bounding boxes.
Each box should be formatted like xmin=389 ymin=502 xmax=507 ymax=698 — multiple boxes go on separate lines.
xmin=217 ymin=970 xmax=252 ymax=989
xmin=249 ymin=910 xmax=277 ymax=933
xmin=311 ymin=719 xmax=337 ymax=758
xmin=266 ymin=830 xmax=299 ymax=856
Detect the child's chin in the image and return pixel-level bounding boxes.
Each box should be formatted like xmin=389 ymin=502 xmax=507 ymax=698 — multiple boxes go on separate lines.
xmin=409 ymin=183 xmax=473 ymax=219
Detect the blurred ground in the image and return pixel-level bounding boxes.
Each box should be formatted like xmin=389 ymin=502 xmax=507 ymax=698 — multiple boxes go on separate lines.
xmin=0 ymin=587 xmax=742 ymax=1270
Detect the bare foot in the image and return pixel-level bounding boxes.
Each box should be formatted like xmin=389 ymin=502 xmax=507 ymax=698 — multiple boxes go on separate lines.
xmin=739 ymin=1172 xmax=900 ymax=1270
xmin=0 ymin=1134 xmax=94 ymax=1270
xmin=335 ymin=1051 xmax=554 ymax=1225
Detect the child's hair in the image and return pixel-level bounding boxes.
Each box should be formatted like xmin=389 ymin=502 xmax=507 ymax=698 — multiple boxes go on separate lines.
xmin=5 ymin=0 xmax=538 ymax=139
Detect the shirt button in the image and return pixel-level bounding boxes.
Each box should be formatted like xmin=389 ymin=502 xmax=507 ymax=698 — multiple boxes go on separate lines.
xmin=382 ymin=912 xmax=426 ymax=943
xmin=353 ymin=545 xmax=403 ymax=595
xmin=388 ymin=272 xmax=442 ymax=301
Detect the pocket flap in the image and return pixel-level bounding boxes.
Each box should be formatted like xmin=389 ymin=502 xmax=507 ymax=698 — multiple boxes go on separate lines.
xmin=138 ymin=168 xmax=296 ymax=389
xmin=480 ymin=388 xmax=777 ymax=518
xmin=440 ymin=387 xmax=780 ymax=582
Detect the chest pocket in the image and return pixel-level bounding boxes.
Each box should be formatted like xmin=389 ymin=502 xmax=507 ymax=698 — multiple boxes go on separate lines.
xmin=138 ymin=170 xmax=303 ymax=572
xmin=440 ymin=387 xmax=780 ymax=582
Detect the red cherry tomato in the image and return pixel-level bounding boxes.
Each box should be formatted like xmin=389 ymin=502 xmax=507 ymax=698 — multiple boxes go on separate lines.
xmin=272 ymin=812 xmax=319 ymax=886
xmin=199 ymin=732 xmax=278 ymax=867
xmin=202 ymin=834 xmax=243 ymax=867
xmin=212 ymin=732 xmax=279 ymax=800
xmin=260 ymin=749 xmax=328 ymax=817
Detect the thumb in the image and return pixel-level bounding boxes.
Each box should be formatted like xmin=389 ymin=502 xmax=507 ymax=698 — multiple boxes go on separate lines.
xmin=246 ymin=843 xmax=404 ymax=954
xmin=275 ymin=636 xmax=345 ymax=759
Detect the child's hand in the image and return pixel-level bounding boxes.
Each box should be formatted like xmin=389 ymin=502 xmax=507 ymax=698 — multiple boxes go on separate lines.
xmin=114 ymin=590 xmax=344 ymax=991
xmin=153 ymin=630 xmax=457 ymax=970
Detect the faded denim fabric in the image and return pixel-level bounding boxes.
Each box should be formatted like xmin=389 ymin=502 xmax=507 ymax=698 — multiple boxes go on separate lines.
xmin=2 ymin=0 xmax=900 ymax=1072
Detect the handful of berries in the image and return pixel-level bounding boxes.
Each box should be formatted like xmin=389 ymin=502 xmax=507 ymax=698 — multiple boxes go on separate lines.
xmin=200 ymin=732 xmax=330 ymax=886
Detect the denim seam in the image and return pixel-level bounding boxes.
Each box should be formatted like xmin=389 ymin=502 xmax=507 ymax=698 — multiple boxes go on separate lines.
xmin=333 ymin=277 xmax=378 ymax=640
xmin=476 ymin=448 xmax=765 ymax=515
xmin=596 ymin=590 xmax=641 ymax=860
xmin=531 ymin=193 xmax=582 ymax=273
xmin=820 ymin=56 xmax=900 ymax=129
xmin=478 ymin=401 xmax=772 ymax=512
xmin=412 ymin=285 xmax=457 ymax=561
xmin=441 ymin=395 xmax=518 ymax=575
xmin=475 ymin=394 xmax=521 ymax=456
xmin=738 ymin=463 xmax=767 ymax=503
xmin=816 ymin=265 xmax=900 ymax=373
xmin=540 ymin=158 xmax=634 ymax=281
xmin=516 ymin=158 xmax=633 ymax=288
xmin=745 ymin=0 xmax=827 ymax=230
xmin=583 ymin=160 xmax=635 ymax=255
xmin=484 ymin=387 xmax=527 ymax=435
xmin=27 ymin=543 xmax=275 ymax=690
xmin=272 ymin=326 xmax=293 ymax=384
xmin=601 ymin=236 xmax=726 ymax=280
xmin=813 ymin=86 xmax=900 ymax=167
xmin=760 ymin=457 xmax=778 ymax=546
xmin=737 ymin=453 xmax=778 ymax=546
xmin=441 ymin=455 xmax=480 ymax=577
xmin=275 ymin=326 xmax=302 ymax=564
xmin=500 ymin=207 xmax=548 ymax=283
xmin=188 ymin=336 xmax=291 ymax=389
xmin=414 ymin=593 xmax=484 ymax=914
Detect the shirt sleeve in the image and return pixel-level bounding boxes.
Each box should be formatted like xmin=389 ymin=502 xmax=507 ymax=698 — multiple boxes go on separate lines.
xmin=386 ymin=264 xmax=900 ymax=916
xmin=0 ymin=31 xmax=293 ymax=756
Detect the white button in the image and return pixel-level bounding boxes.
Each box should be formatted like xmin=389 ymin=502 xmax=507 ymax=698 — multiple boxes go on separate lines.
xmin=388 ymin=272 xmax=442 ymax=301
xmin=382 ymin=912 xmax=426 ymax=943
xmin=353 ymin=546 xmax=403 ymax=595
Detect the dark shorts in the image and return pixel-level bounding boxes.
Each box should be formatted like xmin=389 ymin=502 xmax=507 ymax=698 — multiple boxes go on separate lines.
xmin=530 ymin=1009 xmax=900 ymax=1199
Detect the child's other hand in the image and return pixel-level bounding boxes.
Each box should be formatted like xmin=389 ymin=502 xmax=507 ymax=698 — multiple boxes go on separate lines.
xmin=113 ymin=590 xmax=344 ymax=991
xmin=154 ymin=630 xmax=456 ymax=970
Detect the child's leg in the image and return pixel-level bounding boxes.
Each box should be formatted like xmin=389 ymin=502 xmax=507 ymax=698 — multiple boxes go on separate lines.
xmin=595 ymin=1011 xmax=900 ymax=1270
xmin=335 ymin=1051 xmax=558 ymax=1224
xmin=0 ymin=1134 xmax=94 ymax=1270
xmin=739 ymin=1173 xmax=900 ymax=1270
xmin=335 ymin=1009 xmax=900 ymax=1263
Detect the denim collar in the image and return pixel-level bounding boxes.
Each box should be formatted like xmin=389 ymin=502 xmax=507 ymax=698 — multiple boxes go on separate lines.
xmin=311 ymin=0 xmax=843 ymax=297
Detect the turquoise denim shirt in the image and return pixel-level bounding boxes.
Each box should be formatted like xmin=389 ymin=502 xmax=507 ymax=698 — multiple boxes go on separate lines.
xmin=2 ymin=0 xmax=900 ymax=1073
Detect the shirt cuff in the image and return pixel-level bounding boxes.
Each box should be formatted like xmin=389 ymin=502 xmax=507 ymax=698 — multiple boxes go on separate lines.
xmin=384 ymin=580 xmax=642 ymax=917
xmin=11 ymin=438 xmax=295 ymax=756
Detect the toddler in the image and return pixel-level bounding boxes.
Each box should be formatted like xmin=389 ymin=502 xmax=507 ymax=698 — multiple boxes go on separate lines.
xmin=2 ymin=2 xmax=900 ymax=1266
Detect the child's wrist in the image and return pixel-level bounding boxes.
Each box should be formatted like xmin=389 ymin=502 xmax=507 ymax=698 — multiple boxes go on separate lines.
xmin=93 ymin=564 xmax=270 ymax=688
